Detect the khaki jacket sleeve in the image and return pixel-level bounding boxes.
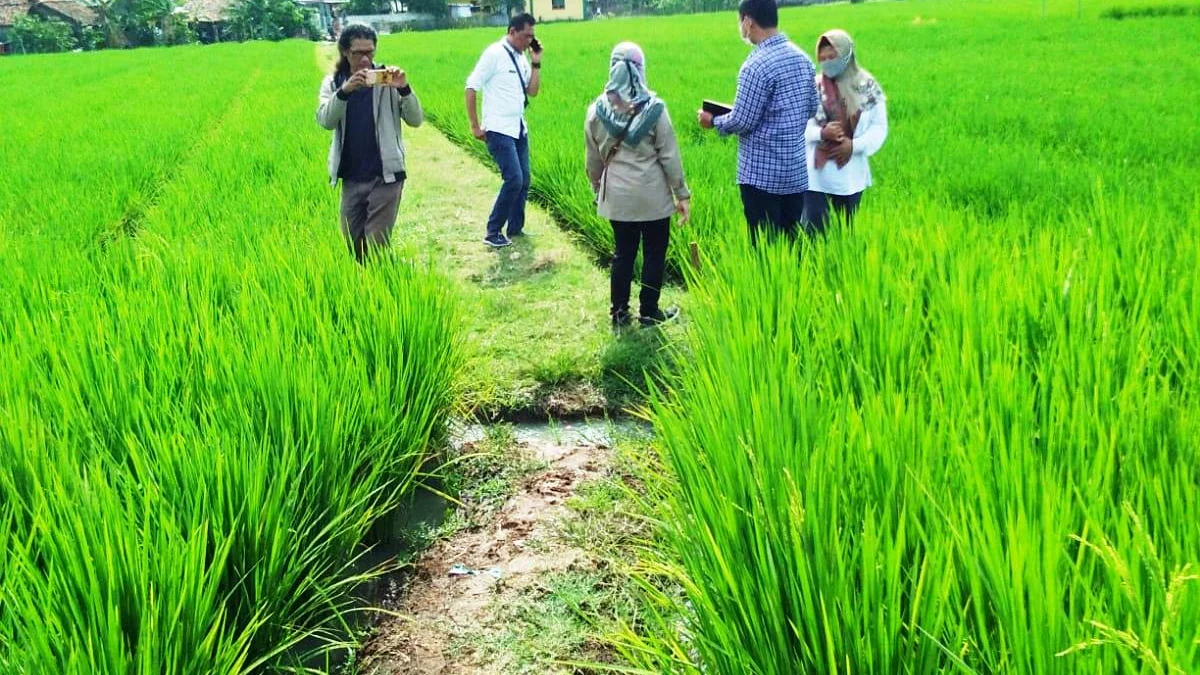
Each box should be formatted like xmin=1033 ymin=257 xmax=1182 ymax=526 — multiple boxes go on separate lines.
xmin=392 ymin=87 xmax=424 ymax=128
xmin=584 ymin=105 xmax=603 ymax=194
xmin=316 ymin=75 xmax=346 ymax=131
xmin=653 ymin=109 xmax=690 ymax=201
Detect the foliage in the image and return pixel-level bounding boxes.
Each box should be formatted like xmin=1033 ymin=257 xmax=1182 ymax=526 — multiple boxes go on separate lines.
xmin=9 ymin=15 xmax=76 ymax=53
xmin=381 ymin=1 xmax=1200 ymax=275
xmin=345 ymin=0 xmax=391 ymax=15
xmin=623 ymin=205 xmax=1200 ymax=673
xmin=382 ymin=2 xmax=1200 ymax=672
xmin=407 ymin=0 xmax=449 ymax=17
xmin=648 ymin=0 xmax=737 ymax=14
xmin=77 ymin=24 xmax=107 ymax=50
xmin=228 ymin=0 xmax=321 ymax=40
xmin=0 ymin=41 xmax=466 ymax=673
xmin=1101 ymin=2 xmax=1200 ymax=16
xmin=121 ymin=0 xmax=196 ymax=46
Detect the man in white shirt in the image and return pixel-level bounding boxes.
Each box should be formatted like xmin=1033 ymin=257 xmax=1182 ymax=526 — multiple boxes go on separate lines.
xmin=465 ymin=13 xmax=543 ymax=248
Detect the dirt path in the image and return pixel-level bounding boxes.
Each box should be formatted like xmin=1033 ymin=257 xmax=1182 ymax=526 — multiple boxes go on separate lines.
xmin=358 ymin=424 xmax=626 ymax=675
xmin=314 ymin=43 xmax=678 ymax=419
xmin=312 ymin=45 xmax=656 ymax=673
xmin=392 ymin=97 xmax=681 ymax=418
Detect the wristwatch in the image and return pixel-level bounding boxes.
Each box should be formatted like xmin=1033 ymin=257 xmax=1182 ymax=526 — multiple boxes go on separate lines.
xmin=531 ymin=62 xmax=541 ymax=69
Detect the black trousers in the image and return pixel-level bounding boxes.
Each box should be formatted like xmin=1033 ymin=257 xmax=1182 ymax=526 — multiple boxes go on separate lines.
xmin=739 ymin=184 xmax=805 ymax=245
xmin=804 ymin=190 xmax=863 ymax=232
xmin=610 ymin=218 xmax=670 ymax=318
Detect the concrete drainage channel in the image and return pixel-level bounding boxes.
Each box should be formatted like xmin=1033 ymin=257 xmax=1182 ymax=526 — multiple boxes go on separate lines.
xmin=449 ymin=416 xmax=653 ymax=450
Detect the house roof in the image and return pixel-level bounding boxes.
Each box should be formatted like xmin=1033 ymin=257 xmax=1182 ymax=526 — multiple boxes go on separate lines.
xmin=33 ymin=0 xmax=98 ymax=25
xmin=180 ymin=0 xmax=235 ymax=22
xmin=0 ymin=0 xmax=30 ymax=28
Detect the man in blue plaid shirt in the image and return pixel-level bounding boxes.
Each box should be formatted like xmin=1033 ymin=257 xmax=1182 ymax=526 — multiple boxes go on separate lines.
xmin=699 ymin=0 xmax=818 ymax=243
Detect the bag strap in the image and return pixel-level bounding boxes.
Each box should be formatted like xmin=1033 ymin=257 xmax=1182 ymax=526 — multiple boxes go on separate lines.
xmin=503 ymin=45 xmax=529 ymax=109
xmin=602 ymin=106 xmax=641 ymax=170
xmin=599 ymin=107 xmax=642 ymax=202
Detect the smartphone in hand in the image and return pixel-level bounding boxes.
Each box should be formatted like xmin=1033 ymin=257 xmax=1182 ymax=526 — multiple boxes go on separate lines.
xmin=530 ymin=37 xmax=542 ymax=54
xmin=365 ymin=69 xmax=394 ymax=86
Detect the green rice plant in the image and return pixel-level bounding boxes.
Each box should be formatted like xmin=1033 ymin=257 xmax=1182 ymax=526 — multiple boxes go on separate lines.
xmin=0 ymin=45 xmax=252 ymax=250
xmin=0 ymin=40 xmax=468 ymax=673
xmin=3 ymin=1 xmax=1198 ymax=671
xmin=379 ymin=0 xmax=1200 ymax=275
xmin=370 ymin=13 xmax=1200 ymax=667
xmin=614 ymin=189 xmax=1199 ymax=674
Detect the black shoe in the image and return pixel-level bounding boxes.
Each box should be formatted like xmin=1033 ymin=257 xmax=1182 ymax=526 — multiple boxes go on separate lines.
xmin=508 ymin=229 xmax=529 ymax=237
xmin=609 ymin=309 xmax=638 ymax=331
xmin=639 ymin=306 xmax=679 ymax=327
xmin=483 ymin=234 xmax=512 ymax=248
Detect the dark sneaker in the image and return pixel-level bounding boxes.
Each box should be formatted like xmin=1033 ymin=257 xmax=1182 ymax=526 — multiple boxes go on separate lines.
xmin=483 ymin=234 xmax=512 ymax=248
xmin=639 ymin=306 xmax=679 ymax=327
xmin=611 ymin=310 xmax=633 ymax=331
xmin=508 ymin=229 xmax=529 ymax=237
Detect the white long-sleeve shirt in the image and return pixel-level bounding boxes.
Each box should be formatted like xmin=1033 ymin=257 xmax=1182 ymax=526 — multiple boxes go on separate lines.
xmin=465 ymin=38 xmax=530 ymax=139
xmin=804 ymin=97 xmax=888 ymax=196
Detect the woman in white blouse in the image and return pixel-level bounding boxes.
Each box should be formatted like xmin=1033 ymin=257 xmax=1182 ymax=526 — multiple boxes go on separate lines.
xmin=804 ymin=29 xmax=888 ymax=232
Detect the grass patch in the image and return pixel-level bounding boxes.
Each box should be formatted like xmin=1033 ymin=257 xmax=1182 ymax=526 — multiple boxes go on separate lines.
xmin=442 ymin=424 xmax=548 ymax=515
xmin=395 ymin=124 xmax=683 ymax=421
xmin=458 ymin=569 xmax=640 ymax=675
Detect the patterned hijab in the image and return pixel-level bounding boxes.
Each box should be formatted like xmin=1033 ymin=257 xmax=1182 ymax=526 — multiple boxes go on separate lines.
xmin=594 ymin=42 xmax=665 ymax=146
xmin=816 ymin=29 xmax=883 ymax=118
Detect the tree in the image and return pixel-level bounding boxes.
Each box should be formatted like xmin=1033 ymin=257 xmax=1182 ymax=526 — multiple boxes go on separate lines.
xmin=406 ymin=0 xmax=446 ymax=15
xmin=10 ymin=15 xmax=77 ymax=53
xmin=229 ymin=0 xmax=319 ymax=40
xmin=77 ymin=25 xmax=106 ymax=50
xmin=122 ymin=0 xmax=193 ymax=45
xmin=90 ymin=0 xmax=131 ymax=47
xmin=649 ymin=0 xmax=735 ymax=12
xmin=345 ymin=0 xmax=389 ymax=14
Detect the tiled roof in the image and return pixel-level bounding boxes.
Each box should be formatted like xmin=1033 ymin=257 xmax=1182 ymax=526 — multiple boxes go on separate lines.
xmin=34 ymin=0 xmax=99 ymax=25
xmin=0 ymin=0 xmax=31 ymax=28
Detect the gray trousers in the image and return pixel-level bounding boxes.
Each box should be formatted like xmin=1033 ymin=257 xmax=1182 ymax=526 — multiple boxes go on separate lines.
xmin=340 ymin=177 xmax=404 ymax=263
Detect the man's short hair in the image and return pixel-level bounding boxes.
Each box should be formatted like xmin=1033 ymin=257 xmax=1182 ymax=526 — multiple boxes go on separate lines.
xmin=508 ymin=13 xmax=535 ymax=32
xmin=738 ymin=0 xmax=778 ymax=29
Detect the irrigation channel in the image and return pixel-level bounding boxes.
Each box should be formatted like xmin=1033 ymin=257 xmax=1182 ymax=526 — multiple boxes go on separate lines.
xmin=315 ymin=417 xmax=651 ymax=673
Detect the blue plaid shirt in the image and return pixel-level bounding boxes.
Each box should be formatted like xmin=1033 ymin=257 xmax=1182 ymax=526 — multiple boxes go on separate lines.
xmin=714 ymin=34 xmax=818 ymax=195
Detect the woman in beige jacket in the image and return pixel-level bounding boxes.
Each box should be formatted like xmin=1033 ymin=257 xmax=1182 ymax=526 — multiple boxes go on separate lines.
xmin=586 ymin=42 xmax=690 ymax=329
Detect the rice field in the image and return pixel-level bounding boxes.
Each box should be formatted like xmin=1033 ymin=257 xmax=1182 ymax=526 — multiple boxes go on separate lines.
xmin=2 ymin=0 xmax=1198 ymax=672
xmin=0 ymin=42 xmax=465 ymax=672
xmin=383 ymin=1 xmax=1200 ymax=673
xmin=382 ymin=0 xmax=1200 ymax=272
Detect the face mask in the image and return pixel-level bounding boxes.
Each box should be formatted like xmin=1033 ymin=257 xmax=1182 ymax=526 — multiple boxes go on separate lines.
xmin=821 ymin=51 xmax=851 ymax=79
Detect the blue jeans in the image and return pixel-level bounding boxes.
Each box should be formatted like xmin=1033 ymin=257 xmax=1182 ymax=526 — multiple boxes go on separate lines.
xmin=485 ymin=131 xmax=531 ymax=237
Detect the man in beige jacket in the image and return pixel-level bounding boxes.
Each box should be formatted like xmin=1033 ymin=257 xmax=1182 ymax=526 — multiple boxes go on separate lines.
xmin=586 ymin=42 xmax=690 ymax=329
xmin=317 ymin=23 xmax=423 ymax=263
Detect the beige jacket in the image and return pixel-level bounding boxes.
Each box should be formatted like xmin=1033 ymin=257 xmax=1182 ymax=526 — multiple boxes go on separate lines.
xmin=316 ymin=73 xmax=424 ymax=186
xmin=585 ymin=102 xmax=690 ymax=222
